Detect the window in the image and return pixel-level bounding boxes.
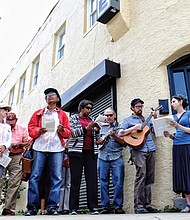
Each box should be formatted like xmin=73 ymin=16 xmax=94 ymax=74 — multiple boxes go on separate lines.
xmin=32 ymin=58 xmax=40 ymax=88
xmin=19 ymin=74 xmax=26 ymax=102
xmin=167 ymin=54 xmax=190 ymax=110
xmin=55 ymin=27 xmax=65 ymax=62
xmin=9 ymin=87 xmax=15 ymax=108
xmin=87 ymin=0 xmax=98 ymax=29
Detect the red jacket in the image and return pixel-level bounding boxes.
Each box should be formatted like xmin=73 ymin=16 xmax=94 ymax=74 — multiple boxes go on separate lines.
xmin=28 ymin=107 xmax=71 ymax=147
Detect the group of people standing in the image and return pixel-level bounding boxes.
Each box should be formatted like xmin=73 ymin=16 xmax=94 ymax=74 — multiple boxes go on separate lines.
xmin=0 ymin=88 xmax=190 ymax=215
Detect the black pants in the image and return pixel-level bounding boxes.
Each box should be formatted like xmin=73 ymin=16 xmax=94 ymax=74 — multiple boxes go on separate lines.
xmin=69 ymin=150 xmax=98 ymax=211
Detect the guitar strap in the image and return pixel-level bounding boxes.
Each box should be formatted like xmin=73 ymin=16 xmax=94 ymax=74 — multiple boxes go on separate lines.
xmin=140 ymin=115 xmax=145 ymax=123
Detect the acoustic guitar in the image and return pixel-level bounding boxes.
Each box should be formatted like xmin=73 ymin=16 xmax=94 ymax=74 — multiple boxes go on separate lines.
xmin=123 ymin=105 xmax=162 ymax=149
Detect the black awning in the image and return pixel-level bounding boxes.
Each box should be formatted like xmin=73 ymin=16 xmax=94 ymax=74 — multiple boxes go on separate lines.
xmin=61 ymin=59 xmax=120 ymax=111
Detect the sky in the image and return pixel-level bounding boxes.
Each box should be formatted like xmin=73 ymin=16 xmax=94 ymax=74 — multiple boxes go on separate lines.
xmin=0 ymin=0 xmax=58 ymax=84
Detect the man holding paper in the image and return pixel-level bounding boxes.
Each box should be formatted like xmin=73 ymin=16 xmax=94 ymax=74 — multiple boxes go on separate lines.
xmin=0 ymin=103 xmax=12 ymax=178
xmin=0 ymin=112 xmax=29 ymax=216
xmin=24 ymin=88 xmax=71 ymax=216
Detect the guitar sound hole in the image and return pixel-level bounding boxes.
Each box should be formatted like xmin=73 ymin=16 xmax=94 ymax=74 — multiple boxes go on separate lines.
xmin=131 ymin=135 xmax=138 ymax=139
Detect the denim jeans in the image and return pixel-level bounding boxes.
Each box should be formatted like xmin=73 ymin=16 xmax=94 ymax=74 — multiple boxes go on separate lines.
xmin=27 ymin=150 xmax=64 ymax=212
xmin=98 ymin=157 xmax=124 ymax=209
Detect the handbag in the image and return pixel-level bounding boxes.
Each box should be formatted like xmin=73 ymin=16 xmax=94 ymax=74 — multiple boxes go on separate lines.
xmin=20 ymin=143 xmax=34 ymax=182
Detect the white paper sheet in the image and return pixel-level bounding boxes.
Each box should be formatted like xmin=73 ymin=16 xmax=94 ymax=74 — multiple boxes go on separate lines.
xmin=42 ymin=115 xmax=56 ymax=132
xmin=0 ymin=154 xmax=12 ymax=168
xmin=152 ymin=115 xmax=176 ymax=137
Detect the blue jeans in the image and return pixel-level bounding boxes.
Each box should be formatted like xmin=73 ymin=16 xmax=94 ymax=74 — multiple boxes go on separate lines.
xmin=98 ymin=157 xmax=124 ymax=209
xmin=27 ymin=150 xmax=64 ymax=212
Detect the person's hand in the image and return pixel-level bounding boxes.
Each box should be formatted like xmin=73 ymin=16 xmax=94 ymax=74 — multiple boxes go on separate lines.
xmin=170 ymin=121 xmax=178 ymax=128
xmin=39 ymin=128 xmax=47 ymax=135
xmin=0 ymin=145 xmax=5 ymax=157
xmin=163 ymin=131 xmax=170 ymax=137
xmin=57 ymin=124 xmax=65 ymax=132
xmin=108 ymin=128 xmax=114 ymax=136
xmin=151 ymin=111 xmax=158 ymax=119
xmin=86 ymin=121 xmax=95 ymax=130
xmin=96 ymin=138 xmax=104 ymax=145
xmin=133 ymin=123 xmax=142 ymax=131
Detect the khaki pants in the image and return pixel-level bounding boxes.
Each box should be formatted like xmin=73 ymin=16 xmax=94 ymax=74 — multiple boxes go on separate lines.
xmin=0 ymin=154 xmax=22 ymax=210
xmin=132 ymin=150 xmax=155 ymax=209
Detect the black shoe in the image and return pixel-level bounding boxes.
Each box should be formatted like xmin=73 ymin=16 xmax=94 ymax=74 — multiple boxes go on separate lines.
xmin=61 ymin=210 xmax=69 ymax=215
xmin=135 ymin=207 xmax=148 ymax=214
xmin=47 ymin=208 xmax=59 ymax=215
xmin=24 ymin=209 xmax=37 ymax=216
xmin=115 ymin=208 xmax=125 ymax=214
xmin=146 ymin=207 xmax=158 ymax=213
xmin=100 ymin=208 xmax=110 ymax=214
xmin=2 ymin=208 xmax=15 ymax=216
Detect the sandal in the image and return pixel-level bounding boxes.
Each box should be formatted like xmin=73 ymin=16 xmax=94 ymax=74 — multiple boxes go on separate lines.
xmin=181 ymin=204 xmax=190 ymax=213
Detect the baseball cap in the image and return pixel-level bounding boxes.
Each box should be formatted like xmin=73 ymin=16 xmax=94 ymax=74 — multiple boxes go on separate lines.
xmin=131 ymin=98 xmax=144 ymax=107
xmin=6 ymin=112 xmax=17 ymax=121
xmin=0 ymin=103 xmax=11 ymax=112
xmin=44 ymin=88 xmax=61 ymax=108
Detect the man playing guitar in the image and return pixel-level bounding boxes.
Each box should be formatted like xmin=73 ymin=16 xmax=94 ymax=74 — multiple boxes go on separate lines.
xmin=119 ymin=98 xmax=158 ymax=214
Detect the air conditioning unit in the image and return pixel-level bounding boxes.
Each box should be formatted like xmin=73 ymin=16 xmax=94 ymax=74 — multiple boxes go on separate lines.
xmin=97 ymin=0 xmax=120 ymax=24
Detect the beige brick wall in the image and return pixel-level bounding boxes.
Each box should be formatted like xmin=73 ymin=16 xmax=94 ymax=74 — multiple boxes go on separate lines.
xmin=0 ymin=0 xmax=190 ymax=213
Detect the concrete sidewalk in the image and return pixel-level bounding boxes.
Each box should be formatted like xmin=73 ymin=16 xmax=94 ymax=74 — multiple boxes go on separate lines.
xmin=1 ymin=213 xmax=190 ymax=220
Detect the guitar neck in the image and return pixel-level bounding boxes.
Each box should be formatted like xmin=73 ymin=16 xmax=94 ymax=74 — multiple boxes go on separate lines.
xmin=141 ymin=114 xmax=152 ymax=129
xmin=141 ymin=105 xmax=162 ymax=129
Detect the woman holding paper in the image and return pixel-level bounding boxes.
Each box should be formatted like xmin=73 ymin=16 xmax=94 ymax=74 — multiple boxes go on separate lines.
xmin=164 ymin=94 xmax=190 ymax=213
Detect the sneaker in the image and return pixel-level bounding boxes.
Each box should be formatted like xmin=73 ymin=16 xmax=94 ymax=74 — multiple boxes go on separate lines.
xmin=91 ymin=208 xmax=99 ymax=215
xmin=115 ymin=208 xmax=125 ymax=214
xmin=181 ymin=205 xmax=190 ymax=213
xmin=24 ymin=209 xmax=37 ymax=216
xmin=146 ymin=207 xmax=158 ymax=213
xmin=70 ymin=210 xmax=77 ymax=215
xmin=100 ymin=208 xmax=110 ymax=214
xmin=2 ymin=208 xmax=15 ymax=216
xmin=47 ymin=208 xmax=59 ymax=215
xmin=135 ymin=207 xmax=148 ymax=214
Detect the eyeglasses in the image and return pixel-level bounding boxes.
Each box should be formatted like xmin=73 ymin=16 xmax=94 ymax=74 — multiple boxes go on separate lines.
xmin=134 ymin=105 xmax=144 ymax=109
xmin=0 ymin=108 xmax=9 ymax=112
xmin=85 ymin=106 xmax=92 ymax=111
xmin=45 ymin=92 xmax=57 ymax=97
xmin=105 ymin=114 xmax=114 ymax=117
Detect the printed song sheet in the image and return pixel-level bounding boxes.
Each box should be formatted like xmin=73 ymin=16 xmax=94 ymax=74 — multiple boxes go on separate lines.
xmin=0 ymin=154 xmax=12 ymax=168
xmin=42 ymin=115 xmax=55 ymax=132
xmin=152 ymin=115 xmax=176 ymax=137
xmin=95 ymin=114 xmax=108 ymax=128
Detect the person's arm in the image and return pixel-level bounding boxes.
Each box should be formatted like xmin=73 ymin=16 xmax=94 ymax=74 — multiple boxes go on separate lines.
xmin=109 ymin=129 xmax=125 ymax=145
xmin=118 ymin=123 xmax=142 ymax=137
xmin=170 ymin=121 xmax=190 ymax=133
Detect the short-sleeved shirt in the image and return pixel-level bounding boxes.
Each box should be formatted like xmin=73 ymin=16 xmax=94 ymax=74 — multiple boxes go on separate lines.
xmin=173 ymin=111 xmax=190 ymax=145
xmin=98 ymin=121 xmax=123 ymax=161
xmin=120 ymin=114 xmax=156 ymax=152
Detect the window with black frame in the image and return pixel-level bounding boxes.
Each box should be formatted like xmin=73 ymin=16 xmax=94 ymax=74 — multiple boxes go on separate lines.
xmin=167 ymin=54 xmax=190 ymax=112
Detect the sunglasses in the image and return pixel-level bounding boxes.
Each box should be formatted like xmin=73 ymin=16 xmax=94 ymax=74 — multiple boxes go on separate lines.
xmin=45 ymin=92 xmax=57 ymax=97
xmin=85 ymin=106 xmax=92 ymax=111
xmin=105 ymin=114 xmax=114 ymax=117
xmin=0 ymin=108 xmax=9 ymax=112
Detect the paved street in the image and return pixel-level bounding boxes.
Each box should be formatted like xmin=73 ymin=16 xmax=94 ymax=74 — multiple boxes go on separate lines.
xmin=1 ymin=213 xmax=190 ymax=220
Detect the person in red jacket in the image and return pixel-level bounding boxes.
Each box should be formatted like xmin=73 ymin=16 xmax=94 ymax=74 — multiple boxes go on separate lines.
xmin=24 ymin=88 xmax=71 ymax=216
